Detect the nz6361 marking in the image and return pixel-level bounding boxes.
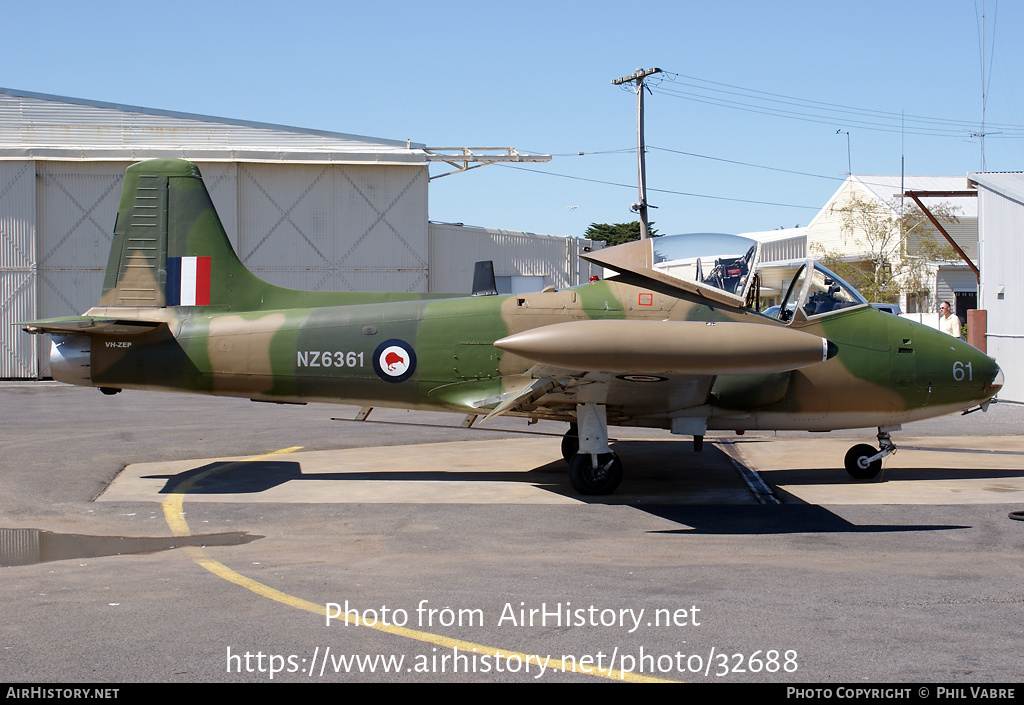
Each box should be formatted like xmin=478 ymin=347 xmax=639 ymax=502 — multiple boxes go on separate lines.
xmin=296 ymin=351 xmax=365 ymax=369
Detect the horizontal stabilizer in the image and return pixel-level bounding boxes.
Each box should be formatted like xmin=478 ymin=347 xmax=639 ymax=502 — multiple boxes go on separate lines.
xmin=494 ymin=319 xmax=836 ymax=376
xmin=20 ymin=316 xmax=164 ymax=337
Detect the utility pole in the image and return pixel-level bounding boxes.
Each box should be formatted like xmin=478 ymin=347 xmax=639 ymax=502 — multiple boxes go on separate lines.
xmin=613 ymin=67 xmax=661 ymax=239
xmin=836 ymin=129 xmax=851 ymax=176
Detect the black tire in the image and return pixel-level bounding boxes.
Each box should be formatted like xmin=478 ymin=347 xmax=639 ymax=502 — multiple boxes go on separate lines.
xmin=845 ymin=444 xmax=882 ymax=480
xmin=561 ymin=425 xmax=579 ymax=464
xmin=569 ymin=453 xmax=623 ymax=495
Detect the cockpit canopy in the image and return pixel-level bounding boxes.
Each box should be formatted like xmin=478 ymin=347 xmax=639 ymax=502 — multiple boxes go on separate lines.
xmin=651 ymin=233 xmax=758 ymax=299
xmin=582 ymin=232 xmax=869 ymax=321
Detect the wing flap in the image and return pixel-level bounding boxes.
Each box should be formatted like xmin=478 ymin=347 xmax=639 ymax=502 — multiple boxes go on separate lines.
xmin=20 ymin=316 xmax=165 ymax=337
xmin=474 ymin=377 xmax=561 ymax=421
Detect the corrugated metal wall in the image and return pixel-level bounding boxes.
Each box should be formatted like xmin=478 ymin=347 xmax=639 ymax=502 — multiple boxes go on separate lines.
xmin=0 ymin=161 xmax=38 ymax=378
xmin=759 ymin=235 xmax=806 ymax=263
xmin=978 ymin=185 xmax=1024 ymax=401
xmin=35 ymin=162 xmax=129 ymax=375
xmin=427 ymin=223 xmax=601 ymax=293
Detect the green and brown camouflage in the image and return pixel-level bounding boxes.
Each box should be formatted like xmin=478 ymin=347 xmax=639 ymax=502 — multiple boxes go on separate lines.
xmin=21 ymin=159 xmax=1003 ymax=494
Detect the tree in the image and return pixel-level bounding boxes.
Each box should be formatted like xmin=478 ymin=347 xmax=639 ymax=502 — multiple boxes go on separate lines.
xmin=583 ymin=221 xmax=659 ymax=247
xmin=811 ymin=195 xmax=960 ymax=304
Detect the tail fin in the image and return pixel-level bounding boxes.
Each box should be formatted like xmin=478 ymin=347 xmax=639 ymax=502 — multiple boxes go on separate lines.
xmin=100 ymin=159 xmax=259 ymax=310
xmin=98 ymin=158 xmax=441 ymax=312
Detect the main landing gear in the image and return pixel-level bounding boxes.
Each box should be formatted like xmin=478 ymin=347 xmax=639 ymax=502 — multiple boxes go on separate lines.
xmin=844 ymin=426 xmax=899 ymax=480
xmin=562 ymin=405 xmax=623 ymax=495
xmin=561 ymin=423 xmax=579 ymax=464
xmin=570 ymin=453 xmax=624 ymax=496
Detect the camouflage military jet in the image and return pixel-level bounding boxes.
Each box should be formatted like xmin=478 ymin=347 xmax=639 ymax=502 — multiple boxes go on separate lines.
xmin=21 ymin=159 xmax=1003 ymax=495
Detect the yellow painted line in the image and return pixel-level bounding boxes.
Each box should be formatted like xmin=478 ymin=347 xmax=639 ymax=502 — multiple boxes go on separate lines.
xmin=160 ymin=446 xmax=673 ymax=683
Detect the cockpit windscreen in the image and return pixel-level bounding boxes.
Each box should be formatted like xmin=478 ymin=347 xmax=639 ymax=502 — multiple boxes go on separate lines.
xmin=775 ymin=262 xmax=867 ymax=321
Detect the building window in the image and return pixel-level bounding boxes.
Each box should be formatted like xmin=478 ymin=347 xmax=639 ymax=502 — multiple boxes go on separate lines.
xmin=906 ymin=291 xmax=930 ymax=314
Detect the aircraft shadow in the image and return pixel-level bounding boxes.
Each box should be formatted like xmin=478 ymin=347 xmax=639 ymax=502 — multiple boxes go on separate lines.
xmin=733 ymin=438 xmax=1024 ymax=484
xmin=638 ymin=504 xmax=966 ymax=535
xmin=142 ymin=442 xmax=971 ymax=534
xmin=145 ymin=460 xmax=568 ymax=495
xmin=145 ymin=440 xmax=745 ymax=497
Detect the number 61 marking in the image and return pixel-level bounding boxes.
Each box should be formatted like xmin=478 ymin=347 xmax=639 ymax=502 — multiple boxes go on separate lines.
xmin=953 ymin=360 xmax=973 ymax=381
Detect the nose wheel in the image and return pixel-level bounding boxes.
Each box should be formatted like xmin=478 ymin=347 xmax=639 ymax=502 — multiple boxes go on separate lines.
xmin=844 ymin=444 xmax=883 ymax=479
xmin=844 ymin=427 xmax=898 ymax=480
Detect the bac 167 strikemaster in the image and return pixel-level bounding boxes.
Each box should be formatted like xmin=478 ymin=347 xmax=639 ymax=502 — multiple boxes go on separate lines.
xmin=21 ymin=159 xmax=1003 ymax=495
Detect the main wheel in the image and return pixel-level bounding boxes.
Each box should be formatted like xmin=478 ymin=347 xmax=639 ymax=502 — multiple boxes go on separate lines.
xmin=561 ymin=424 xmax=579 ymax=464
xmin=845 ymin=444 xmax=882 ymax=480
xmin=569 ymin=453 xmax=623 ymax=495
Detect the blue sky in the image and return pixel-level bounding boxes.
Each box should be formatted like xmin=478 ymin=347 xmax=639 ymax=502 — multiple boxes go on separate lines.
xmin=5 ymin=0 xmax=1022 ymax=238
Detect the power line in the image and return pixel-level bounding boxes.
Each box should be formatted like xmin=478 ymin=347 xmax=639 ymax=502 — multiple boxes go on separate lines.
xmin=551 ymin=144 xmax=904 ymax=190
xmin=661 ymin=71 xmax=1023 ymax=130
xmin=496 ymin=163 xmax=820 ymax=210
xmin=653 ymin=71 xmax=1024 ymax=139
xmin=648 ymin=146 xmax=846 ymax=182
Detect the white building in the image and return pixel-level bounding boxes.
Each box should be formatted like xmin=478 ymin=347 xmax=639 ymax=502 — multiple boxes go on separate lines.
xmin=969 ymin=172 xmax=1024 ymax=402
xmin=0 ymin=88 xmax=598 ymax=378
xmin=740 ymin=228 xmax=808 ymax=309
xmin=803 ymin=175 xmax=977 ymax=316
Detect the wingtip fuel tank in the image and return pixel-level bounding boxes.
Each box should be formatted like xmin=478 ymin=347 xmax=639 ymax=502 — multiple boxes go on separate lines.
xmin=494 ymin=319 xmax=836 ymax=376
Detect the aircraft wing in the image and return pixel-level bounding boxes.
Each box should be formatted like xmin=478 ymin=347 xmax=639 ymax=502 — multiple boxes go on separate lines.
xmin=471 ymin=366 xmax=715 ymax=423
xmin=483 ymin=319 xmax=836 ymax=421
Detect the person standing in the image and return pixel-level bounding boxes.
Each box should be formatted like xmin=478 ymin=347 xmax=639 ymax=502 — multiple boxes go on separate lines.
xmin=939 ymin=301 xmax=961 ymax=338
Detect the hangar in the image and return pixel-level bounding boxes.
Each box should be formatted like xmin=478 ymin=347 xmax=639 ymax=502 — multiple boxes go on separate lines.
xmin=0 ymin=88 xmax=601 ymax=378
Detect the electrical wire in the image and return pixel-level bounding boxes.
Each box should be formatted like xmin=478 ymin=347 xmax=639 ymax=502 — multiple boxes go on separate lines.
xmin=654 ymin=71 xmax=1024 ymax=139
xmin=649 ymin=146 xmax=845 ymax=182
xmin=496 ymin=163 xmax=820 ymax=210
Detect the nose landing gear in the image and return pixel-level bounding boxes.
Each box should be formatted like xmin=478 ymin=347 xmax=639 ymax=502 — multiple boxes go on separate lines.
xmin=844 ymin=427 xmax=899 ymax=480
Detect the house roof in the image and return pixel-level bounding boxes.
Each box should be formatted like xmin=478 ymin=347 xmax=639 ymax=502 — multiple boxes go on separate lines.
xmin=850 ymin=175 xmax=978 ymax=219
xmin=807 ymin=176 xmax=979 ymax=227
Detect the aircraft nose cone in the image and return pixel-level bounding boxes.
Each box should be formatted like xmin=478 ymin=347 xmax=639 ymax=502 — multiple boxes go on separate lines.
xmin=964 ymin=350 xmax=1002 ymax=406
xmin=989 ymin=365 xmax=1004 ymax=394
